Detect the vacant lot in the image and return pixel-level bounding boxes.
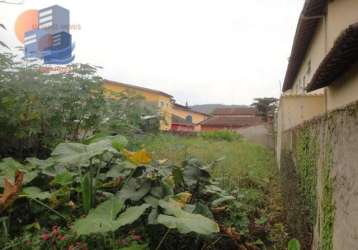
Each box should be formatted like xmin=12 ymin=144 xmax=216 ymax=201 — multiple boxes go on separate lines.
xmin=133 ymin=133 xmax=288 ymax=249
xmin=135 ymin=134 xmax=274 ymax=191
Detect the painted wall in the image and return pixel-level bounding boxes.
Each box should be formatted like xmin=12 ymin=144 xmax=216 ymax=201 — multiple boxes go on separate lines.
xmin=171 ymin=107 xmax=209 ymax=125
xmin=278 ymin=95 xmax=325 ymax=132
xmin=288 ymin=19 xmax=327 ymax=95
xmin=103 ymin=82 xmax=173 ymax=131
xmin=327 ymin=0 xmax=358 ymax=49
xmin=327 ymin=63 xmax=358 ymax=111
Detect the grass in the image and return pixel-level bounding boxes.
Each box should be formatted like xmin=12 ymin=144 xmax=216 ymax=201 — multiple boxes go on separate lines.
xmin=132 ymin=133 xmax=275 ymax=192
xmin=132 ymin=133 xmax=289 ymax=249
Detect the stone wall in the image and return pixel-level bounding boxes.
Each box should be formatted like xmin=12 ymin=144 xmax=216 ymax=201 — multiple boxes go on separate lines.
xmin=277 ymin=100 xmax=358 ymax=250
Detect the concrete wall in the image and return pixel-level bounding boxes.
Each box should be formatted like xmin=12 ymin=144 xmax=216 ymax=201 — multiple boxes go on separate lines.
xmin=277 ymin=100 xmax=358 ymax=250
xmin=278 ymin=95 xmax=325 ymax=131
xmin=327 ymin=63 xmax=358 ymax=111
xmin=237 ymin=124 xmax=274 ymax=148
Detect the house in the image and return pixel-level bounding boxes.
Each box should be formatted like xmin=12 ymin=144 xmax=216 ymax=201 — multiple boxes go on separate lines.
xmin=172 ymin=103 xmax=210 ymax=131
xmin=200 ymin=107 xmax=263 ymax=131
xmin=278 ymin=0 xmax=358 ymax=131
xmin=103 ymin=80 xmax=174 ymax=131
xmin=171 ymin=114 xmax=195 ymax=132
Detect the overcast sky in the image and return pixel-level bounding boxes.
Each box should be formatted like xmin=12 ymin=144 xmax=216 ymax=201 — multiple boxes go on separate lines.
xmin=1 ymin=0 xmax=304 ymax=105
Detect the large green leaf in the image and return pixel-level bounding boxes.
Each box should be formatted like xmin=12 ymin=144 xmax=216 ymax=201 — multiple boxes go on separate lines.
xmin=51 ymin=170 xmax=74 ymax=186
xmin=72 ymin=197 xmax=149 ymax=235
xmin=182 ymin=159 xmax=211 ymax=188
xmin=86 ymin=134 xmax=128 ymax=152
xmin=118 ymin=178 xmax=151 ymax=201
xmin=111 ymin=135 xmax=128 ymax=151
xmin=51 ymin=140 xmax=117 ymax=167
xmin=157 ymin=199 xmax=219 ymax=235
xmin=211 ymin=196 xmax=235 ymax=207
xmin=0 ymin=158 xmax=38 ymax=187
xmin=288 ymin=239 xmax=301 ymax=250
xmin=22 ymin=187 xmax=51 ymax=200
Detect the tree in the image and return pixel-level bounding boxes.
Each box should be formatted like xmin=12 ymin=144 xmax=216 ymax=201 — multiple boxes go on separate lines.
xmin=251 ymin=97 xmax=278 ymax=121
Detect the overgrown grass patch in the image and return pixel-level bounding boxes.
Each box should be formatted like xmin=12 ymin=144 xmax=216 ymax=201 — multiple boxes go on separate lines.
xmin=134 ymin=133 xmax=288 ymax=249
xmin=136 ymin=133 xmax=274 ymax=192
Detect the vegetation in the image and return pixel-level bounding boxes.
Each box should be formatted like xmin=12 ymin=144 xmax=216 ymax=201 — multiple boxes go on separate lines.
xmin=135 ymin=133 xmax=289 ymax=249
xmin=0 ymin=52 xmax=290 ymax=249
xmin=0 ymin=133 xmax=287 ymax=250
xmin=250 ymin=97 xmax=277 ymax=121
xmin=321 ymin=142 xmax=334 ymax=250
xmin=0 ymin=53 xmax=158 ymax=159
xmin=296 ymin=128 xmax=318 ymax=225
xmin=199 ymin=130 xmax=241 ymax=142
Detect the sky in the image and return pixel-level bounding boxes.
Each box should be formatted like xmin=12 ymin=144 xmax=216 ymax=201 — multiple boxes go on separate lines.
xmin=0 ymin=0 xmax=304 ymax=105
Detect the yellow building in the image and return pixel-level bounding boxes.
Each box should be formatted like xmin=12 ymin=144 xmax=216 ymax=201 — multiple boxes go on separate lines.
xmin=103 ymin=80 xmax=174 ymax=131
xmin=172 ymin=104 xmax=210 ymax=131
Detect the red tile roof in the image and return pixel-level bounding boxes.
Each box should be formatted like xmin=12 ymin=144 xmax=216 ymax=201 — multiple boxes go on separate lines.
xmin=306 ymin=22 xmax=358 ymax=92
xmin=200 ymin=116 xmax=263 ymax=127
xmin=212 ymin=107 xmax=257 ymax=116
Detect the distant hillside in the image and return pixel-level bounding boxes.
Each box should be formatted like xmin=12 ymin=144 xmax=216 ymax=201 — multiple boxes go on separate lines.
xmin=190 ymin=104 xmax=249 ymax=114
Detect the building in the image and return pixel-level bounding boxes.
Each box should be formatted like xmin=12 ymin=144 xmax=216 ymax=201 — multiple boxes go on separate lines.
xmin=279 ymin=0 xmax=358 ymax=131
xmin=200 ymin=107 xmax=263 ymax=131
xmin=172 ymin=103 xmax=210 ymax=131
xmin=103 ymin=80 xmax=174 ymax=131
xmin=171 ymin=114 xmax=195 ymax=132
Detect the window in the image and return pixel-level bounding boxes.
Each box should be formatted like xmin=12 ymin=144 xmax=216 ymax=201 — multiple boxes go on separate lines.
xmin=185 ymin=115 xmax=193 ymax=123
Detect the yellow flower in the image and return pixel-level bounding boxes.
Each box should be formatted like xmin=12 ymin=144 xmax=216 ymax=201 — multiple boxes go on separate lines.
xmin=174 ymin=192 xmax=192 ymax=207
xmin=122 ymin=149 xmax=152 ymax=165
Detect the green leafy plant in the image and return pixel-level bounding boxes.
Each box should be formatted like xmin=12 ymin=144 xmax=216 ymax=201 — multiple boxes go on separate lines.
xmin=288 ymin=239 xmax=301 ymax=250
xmin=157 ymin=199 xmax=219 ymax=235
xmin=73 ymin=197 xmax=150 ymax=235
xmin=0 ymin=53 xmax=159 ymax=160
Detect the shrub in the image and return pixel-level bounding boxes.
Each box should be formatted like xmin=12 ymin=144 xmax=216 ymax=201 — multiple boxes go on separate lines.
xmin=0 ymin=53 xmax=159 ymax=159
xmin=200 ymin=130 xmax=241 ymax=141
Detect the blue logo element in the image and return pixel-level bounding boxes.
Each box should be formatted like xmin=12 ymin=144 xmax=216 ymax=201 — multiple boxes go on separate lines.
xmin=24 ymin=5 xmax=75 ymax=65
